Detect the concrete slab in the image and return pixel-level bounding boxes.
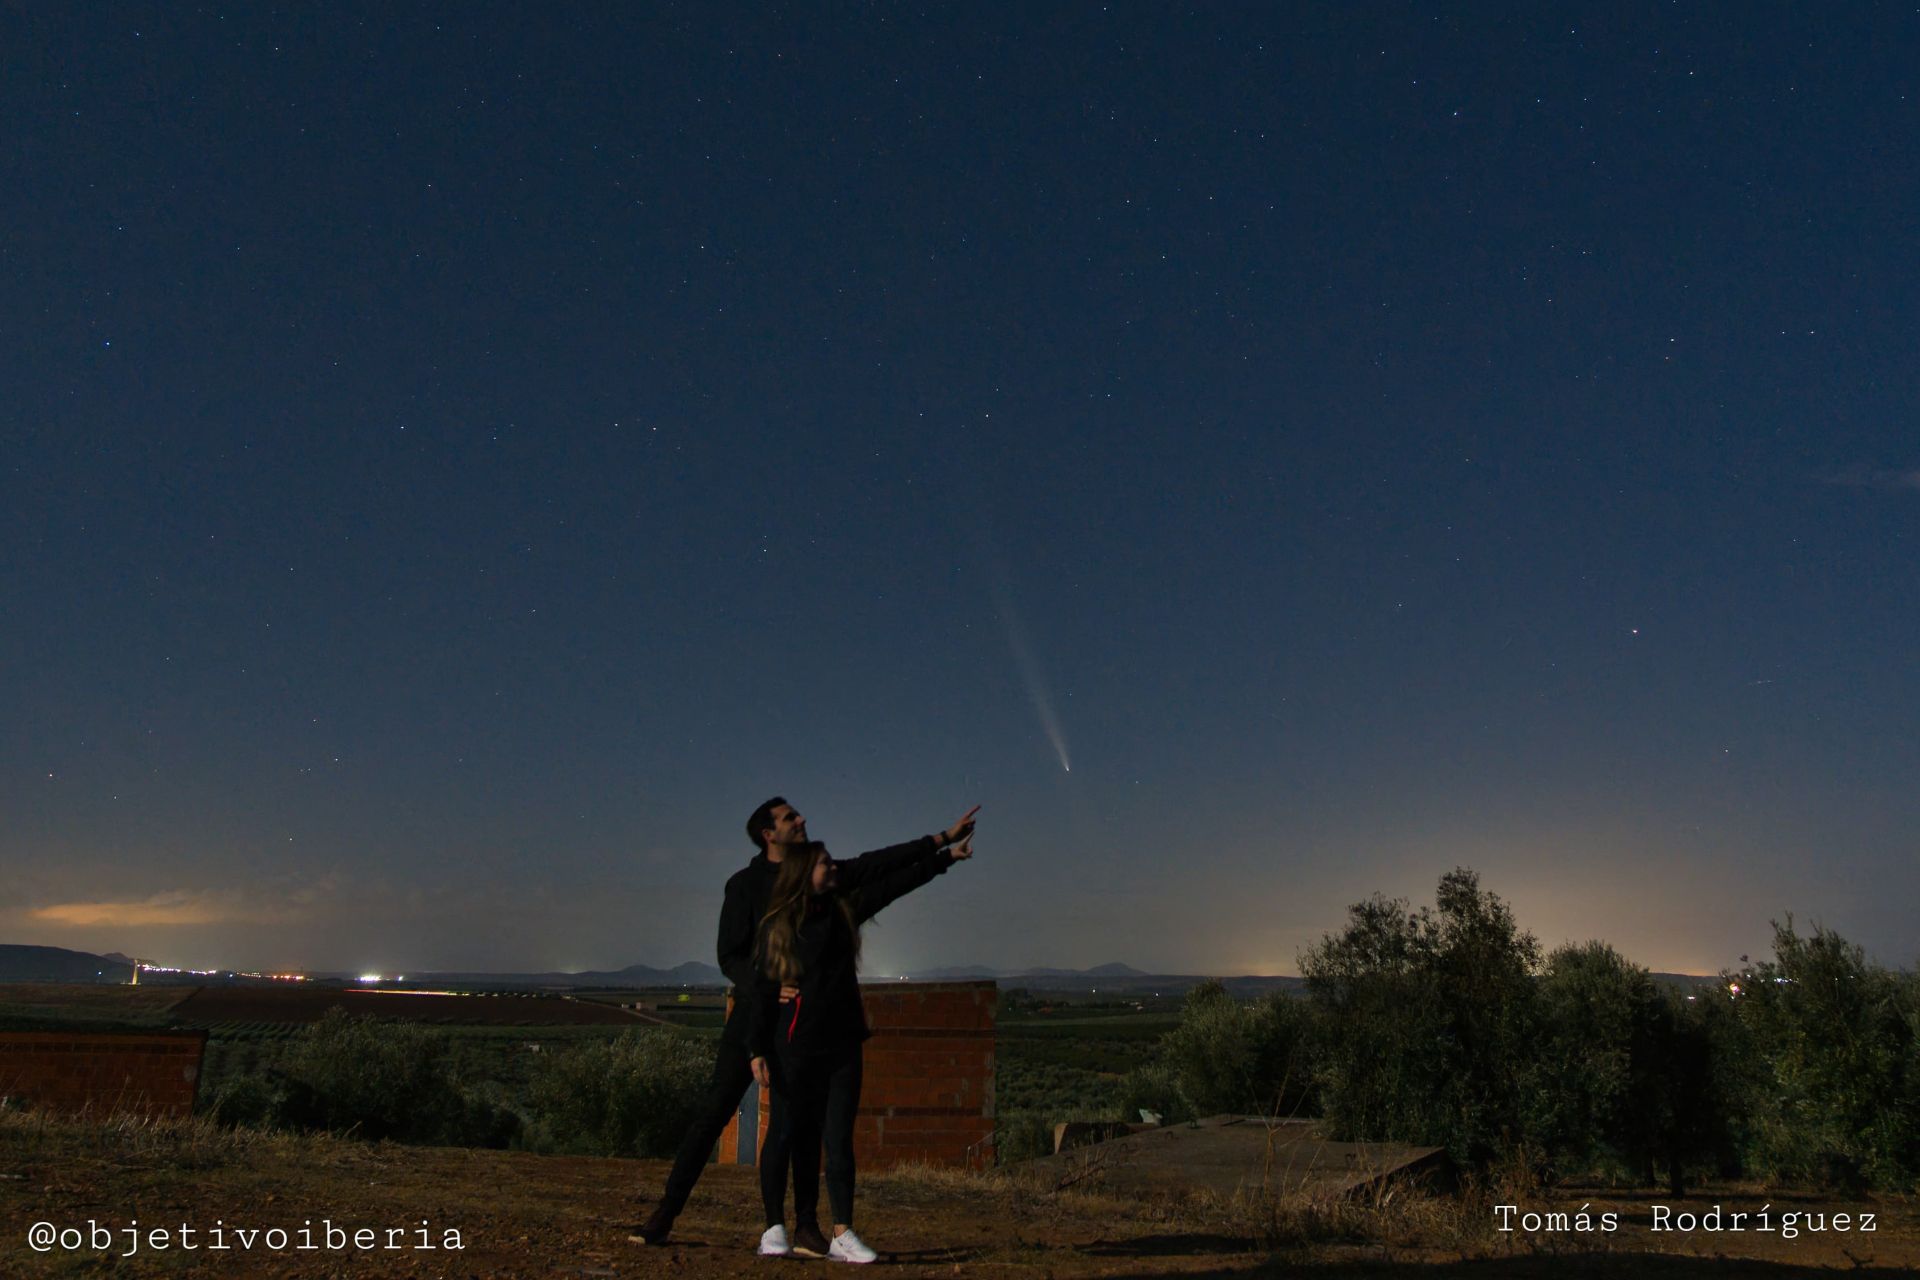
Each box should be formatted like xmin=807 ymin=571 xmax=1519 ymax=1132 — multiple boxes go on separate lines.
xmin=1020 ymin=1115 xmax=1450 ymax=1199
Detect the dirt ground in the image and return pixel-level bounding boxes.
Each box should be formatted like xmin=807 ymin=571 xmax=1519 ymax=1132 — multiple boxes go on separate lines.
xmin=2 ymin=1112 xmax=1915 ymax=1278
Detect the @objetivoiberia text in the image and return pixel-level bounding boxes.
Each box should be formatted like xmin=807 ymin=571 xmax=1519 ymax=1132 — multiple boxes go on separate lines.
xmin=26 ymin=1217 xmax=465 ymax=1257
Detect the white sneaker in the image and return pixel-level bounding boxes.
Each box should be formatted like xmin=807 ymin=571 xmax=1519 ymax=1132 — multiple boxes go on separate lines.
xmin=829 ymin=1229 xmax=877 ymax=1263
xmin=758 ymin=1224 xmax=792 ymax=1256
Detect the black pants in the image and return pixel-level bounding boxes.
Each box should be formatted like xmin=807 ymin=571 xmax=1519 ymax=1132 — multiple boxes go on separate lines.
xmin=658 ymin=1038 xmax=777 ymax=1222
xmin=763 ymin=1041 xmax=863 ymax=1229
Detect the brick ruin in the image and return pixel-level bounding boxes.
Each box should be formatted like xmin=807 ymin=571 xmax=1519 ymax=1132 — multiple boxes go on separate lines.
xmin=0 ymin=1030 xmax=208 ymax=1119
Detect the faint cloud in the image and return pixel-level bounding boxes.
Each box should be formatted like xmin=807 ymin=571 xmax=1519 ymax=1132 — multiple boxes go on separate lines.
xmin=1823 ymin=465 xmax=1920 ymax=493
xmin=30 ymin=888 xmax=313 ymax=928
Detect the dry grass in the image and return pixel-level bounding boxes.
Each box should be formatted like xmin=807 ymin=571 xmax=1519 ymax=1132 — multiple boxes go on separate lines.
xmin=7 ymin=1108 xmax=1918 ymax=1277
xmin=0 ymin=1103 xmax=308 ymax=1167
xmin=873 ymin=1151 xmax=1500 ymax=1260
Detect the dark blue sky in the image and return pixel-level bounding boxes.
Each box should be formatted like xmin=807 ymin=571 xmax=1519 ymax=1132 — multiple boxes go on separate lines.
xmin=5 ymin=4 xmax=1916 ymax=976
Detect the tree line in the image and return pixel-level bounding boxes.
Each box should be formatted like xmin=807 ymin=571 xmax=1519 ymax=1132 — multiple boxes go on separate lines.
xmin=1119 ymin=868 xmax=1919 ymax=1194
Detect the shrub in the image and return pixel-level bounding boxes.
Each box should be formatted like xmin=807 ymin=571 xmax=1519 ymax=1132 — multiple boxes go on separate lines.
xmin=1159 ymin=987 xmax=1315 ymax=1119
xmin=1650 ymin=984 xmax=1744 ymax=1193
xmin=1530 ymin=942 xmax=1646 ymax=1171
xmin=994 ymin=1110 xmax=1062 ymax=1164
xmin=1302 ymin=868 xmax=1541 ymax=1169
xmin=1729 ymin=918 xmax=1919 ymax=1191
xmin=1529 ymin=942 xmax=1736 ymax=1193
xmin=273 ymin=1009 xmax=518 ymax=1147
xmin=204 ymin=1072 xmax=283 ymax=1130
xmin=1114 ymin=1060 xmax=1184 ymax=1125
xmin=525 ymin=1028 xmax=710 ymax=1157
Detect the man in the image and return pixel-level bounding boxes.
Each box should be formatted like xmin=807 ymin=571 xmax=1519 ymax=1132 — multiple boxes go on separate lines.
xmin=631 ymin=796 xmax=979 ymax=1247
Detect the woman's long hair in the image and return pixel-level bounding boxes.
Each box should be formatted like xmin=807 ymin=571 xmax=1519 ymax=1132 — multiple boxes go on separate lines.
xmin=758 ymin=842 xmax=860 ymax=985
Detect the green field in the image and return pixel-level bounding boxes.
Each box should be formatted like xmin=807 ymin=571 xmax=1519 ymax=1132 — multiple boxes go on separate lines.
xmin=5 ymin=983 xmax=1170 ymax=1165
xmin=197 ymin=1022 xmax=653 ymax=1100
xmin=992 ymin=1006 xmax=1180 ymax=1161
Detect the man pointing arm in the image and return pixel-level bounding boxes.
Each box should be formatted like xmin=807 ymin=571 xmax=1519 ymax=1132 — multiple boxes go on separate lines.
xmin=631 ymin=797 xmax=979 ymax=1247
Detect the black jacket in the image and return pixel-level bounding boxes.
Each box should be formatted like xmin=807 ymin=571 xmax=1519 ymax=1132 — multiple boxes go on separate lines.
xmin=746 ymin=845 xmax=956 ymax=1059
xmin=715 ymin=835 xmax=940 ymax=1046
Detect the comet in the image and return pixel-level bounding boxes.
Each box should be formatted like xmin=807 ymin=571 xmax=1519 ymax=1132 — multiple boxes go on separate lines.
xmin=993 ymin=585 xmax=1072 ymax=774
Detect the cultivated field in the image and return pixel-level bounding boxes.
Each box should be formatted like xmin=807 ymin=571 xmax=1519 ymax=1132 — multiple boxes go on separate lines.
xmin=0 ymin=983 xmax=196 ymax=1028
xmin=995 ymin=1004 xmax=1180 ymax=1160
xmin=2 ymin=983 xmax=1166 ymax=1143
xmin=170 ymin=985 xmax=659 ymax=1028
xmin=1 ymin=983 xmax=680 ymax=1105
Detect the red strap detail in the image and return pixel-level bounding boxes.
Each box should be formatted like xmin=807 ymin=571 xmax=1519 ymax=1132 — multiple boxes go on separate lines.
xmin=787 ymin=993 xmax=802 ymax=1043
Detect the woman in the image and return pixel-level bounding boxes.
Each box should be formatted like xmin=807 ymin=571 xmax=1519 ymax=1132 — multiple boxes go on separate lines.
xmin=748 ymin=835 xmax=971 ymax=1262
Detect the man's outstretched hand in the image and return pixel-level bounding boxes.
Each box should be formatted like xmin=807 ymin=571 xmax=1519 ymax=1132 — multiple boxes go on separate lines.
xmin=940 ymin=804 xmax=980 ymax=848
xmin=950 ymin=834 xmax=975 ymax=861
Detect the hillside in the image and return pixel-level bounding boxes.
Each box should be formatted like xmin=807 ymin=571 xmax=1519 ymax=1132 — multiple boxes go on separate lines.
xmin=0 ymin=945 xmax=132 ymax=984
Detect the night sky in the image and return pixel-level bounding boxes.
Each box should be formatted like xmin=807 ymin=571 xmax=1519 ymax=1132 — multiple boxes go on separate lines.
xmin=6 ymin=5 xmax=1916 ymax=978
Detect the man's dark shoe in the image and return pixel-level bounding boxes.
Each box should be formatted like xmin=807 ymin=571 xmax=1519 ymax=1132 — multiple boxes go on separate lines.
xmin=628 ymin=1209 xmax=673 ymax=1246
xmin=790 ymin=1222 xmax=830 ymax=1258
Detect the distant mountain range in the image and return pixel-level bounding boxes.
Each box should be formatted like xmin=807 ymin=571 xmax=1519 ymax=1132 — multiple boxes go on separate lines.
xmin=914 ymin=962 xmax=1151 ymax=980
xmin=906 ymin=963 xmax=1299 ymax=996
xmin=0 ymin=945 xmax=134 ymax=983
xmin=2 ymin=945 xmax=1722 ymax=995
xmin=376 ymin=961 xmax=729 ymax=988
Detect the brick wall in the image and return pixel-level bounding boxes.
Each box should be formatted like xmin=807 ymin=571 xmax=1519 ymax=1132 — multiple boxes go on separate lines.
xmin=717 ymin=981 xmax=994 ymax=1170
xmin=0 ymin=1030 xmax=208 ymax=1119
